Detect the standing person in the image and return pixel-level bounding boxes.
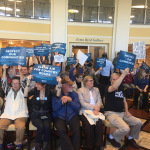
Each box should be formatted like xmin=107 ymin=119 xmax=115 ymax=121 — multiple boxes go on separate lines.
xmin=112 ymin=52 xmax=119 ymax=68
xmin=78 ymin=76 xmax=103 ymax=150
xmin=52 ymin=77 xmax=80 ymax=150
xmin=104 ymin=68 xmax=142 ymax=149
xmin=134 ymin=69 xmax=149 ymax=110
xmin=24 ymin=75 xmax=61 ymax=150
xmin=99 ymin=53 xmax=114 ymax=85
xmin=0 ymin=64 xmax=28 ymax=150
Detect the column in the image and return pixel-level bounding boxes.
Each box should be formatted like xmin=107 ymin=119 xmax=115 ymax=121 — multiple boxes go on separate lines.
xmin=50 ymin=0 xmax=68 ymax=44
xmin=112 ymin=0 xmax=132 ymax=60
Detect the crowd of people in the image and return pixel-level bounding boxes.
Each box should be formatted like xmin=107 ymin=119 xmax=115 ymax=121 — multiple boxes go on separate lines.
xmin=0 ymin=52 xmax=148 ymax=150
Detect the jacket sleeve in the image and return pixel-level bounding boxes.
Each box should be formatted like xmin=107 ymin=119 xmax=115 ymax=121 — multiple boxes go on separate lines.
xmin=79 ymin=67 xmax=83 ymax=74
xmin=95 ymin=88 xmax=101 ymax=107
xmin=69 ymin=92 xmax=80 ymax=111
xmin=78 ymin=89 xmax=95 ymax=110
xmin=69 ymin=67 xmax=75 ymax=77
xmin=52 ymin=96 xmax=63 ymax=111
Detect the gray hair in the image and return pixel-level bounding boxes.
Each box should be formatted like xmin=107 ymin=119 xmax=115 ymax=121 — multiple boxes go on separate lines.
xmin=60 ymin=71 xmax=69 ymax=79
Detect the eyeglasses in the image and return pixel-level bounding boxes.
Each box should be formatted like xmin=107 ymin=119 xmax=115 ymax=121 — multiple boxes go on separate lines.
xmin=65 ymin=84 xmax=72 ymax=87
xmin=88 ymin=80 xmax=94 ymax=82
xmin=12 ymin=83 xmax=20 ymax=85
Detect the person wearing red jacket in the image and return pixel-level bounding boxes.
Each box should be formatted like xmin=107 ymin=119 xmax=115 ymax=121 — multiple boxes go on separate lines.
xmin=122 ymin=71 xmax=136 ymax=97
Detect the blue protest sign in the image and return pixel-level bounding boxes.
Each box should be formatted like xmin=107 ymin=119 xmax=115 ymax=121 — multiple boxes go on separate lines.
xmin=26 ymin=48 xmax=34 ymax=57
xmin=34 ymin=46 xmax=49 ymax=56
xmin=96 ymin=57 xmax=106 ymax=68
xmin=51 ymin=43 xmax=66 ymax=56
xmin=140 ymin=62 xmax=150 ymax=73
xmin=85 ymin=53 xmax=91 ymax=62
xmin=41 ymin=43 xmax=52 ymax=53
xmin=116 ymin=51 xmax=136 ymax=71
xmin=31 ymin=64 xmax=61 ymax=85
xmin=0 ymin=47 xmax=26 ymax=66
xmin=67 ymin=57 xmax=76 ymax=65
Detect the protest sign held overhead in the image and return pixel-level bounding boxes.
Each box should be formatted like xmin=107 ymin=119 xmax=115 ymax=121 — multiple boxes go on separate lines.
xmin=26 ymin=48 xmax=34 ymax=57
xmin=0 ymin=47 xmax=26 ymax=66
xmin=54 ymin=55 xmax=64 ymax=62
xmin=115 ymin=51 xmax=136 ymax=71
xmin=67 ymin=57 xmax=77 ymax=65
xmin=77 ymin=50 xmax=88 ymax=66
xmin=133 ymin=41 xmax=145 ymax=59
xmin=140 ymin=62 xmax=150 ymax=74
xmin=85 ymin=53 xmax=91 ymax=62
xmin=34 ymin=46 xmax=49 ymax=56
xmin=51 ymin=43 xmax=66 ymax=56
xmin=41 ymin=43 xmax=52 ymax=53
xmin=31 ymin=64 xmax=61 ymax=85
xmin=96 ymin=57 xmax=106 ymax=68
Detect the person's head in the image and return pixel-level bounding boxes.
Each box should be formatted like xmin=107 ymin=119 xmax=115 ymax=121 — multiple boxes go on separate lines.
xmin=110 ymin=73 xmax=120 ymax=85
xmin=75 ymin=73 xmax=83 ymax=83
xmin=61 ymin=77 xmax=73 ymax=93
xmin=74 ymin=54 xmax=77 ymax=58
xmin=137 ymin=69 xmax=146 ymax=79
xmin=83 ymin=76 xmax=94 ymax=89
xmin=36 ymin=82 xmax=46 ymax=91
xmin=44 ymin=59 xmax=48 ymax=65
xmin=117 ymin=52 xmax=120 ymax=58
xmin=60 ymin=71 xmax=69 ymax=79
xmin=55 ymin=62 xmax=61 ymax=66
xmin=21 ymin=66 xmax=29 ymax=76
xmin=114 ymin=68 xmax=120 ymax=74
xmin=65 ymin=65 xmax=70 ymax=72
xmin=87 ymin=67 xmax=95 ymax=75
xmin=11 ymin=76 xmax=21 ymax=92
xmin=29 ymin=65 xmax=34 ymax=74
xmin=102 ymin=53 xmax=107 ymax=59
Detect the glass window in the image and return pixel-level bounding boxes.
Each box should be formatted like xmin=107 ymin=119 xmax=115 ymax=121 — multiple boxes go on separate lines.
xmin=100 ymin=0 xmax=115 ymax=7
xmin=0 ymin=0 xmax=15 ymax=17
xmin=34 ymin=1 xmax=50 ymax=19
xmin=84 ymin=6 xmax=98 ymax=22
xmin=84 ymin=0 xmax=98 ymax=6
xmin=16 ymin=0 xmax=33 ymax=18
xmin=132 ymin=0 xmax=146 ymax=7
xmin=68 ymin=0 xmax=82 ymax=5
xmin=99 ymin=7 xmax=114 ymax=23
xmin=68 ymin=4 xmax=82 ymax=22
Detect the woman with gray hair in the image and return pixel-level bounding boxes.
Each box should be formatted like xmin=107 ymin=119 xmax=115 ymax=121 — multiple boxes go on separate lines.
xmin=78 ymin=76 xmax=103 ymax=150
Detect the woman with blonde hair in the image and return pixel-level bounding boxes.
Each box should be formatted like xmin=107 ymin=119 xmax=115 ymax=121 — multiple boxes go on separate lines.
xmin=78 ymin=76 xmax=103 ymax=150
xmin=134 ymin=69 xmax=149 ymax=110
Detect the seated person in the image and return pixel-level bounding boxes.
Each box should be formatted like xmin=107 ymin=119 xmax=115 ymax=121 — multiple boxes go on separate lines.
xmin=122 ymin=70 xmax=136 ymax=97
xmin=78 ymin=76 xmax=103 ymax=150
xmin=134 ymin=69 xmax=149 ymax=110
xmin=24 ymin=75 xmax=61 ymax=150
xmin=52 ymin=77 xmax=80 ymax=150
xmin=72 ymin=73 xmax=83 ymax=91
xmin=104 ymin=68 xmax=142 ymax=149
xmin=0 ymin=64 xmax=28 ymax=150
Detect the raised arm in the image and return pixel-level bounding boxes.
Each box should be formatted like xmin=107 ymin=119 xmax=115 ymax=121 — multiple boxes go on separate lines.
xmin=2 ymin=64 xmax=8 ymax=80
xmin=94 ymin=67 xmax=102 ymax=75
xmin=18 ymin=65 xmax=24 ymax=81
xmin=108 ymin=68 xmax=129 ymax=93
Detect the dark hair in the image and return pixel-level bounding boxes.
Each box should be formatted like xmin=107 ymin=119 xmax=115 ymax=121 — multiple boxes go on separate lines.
xmin=60 ymin=71 xmax=69 ymax=79
xmin=29 ymin=65 xmax=34 ymax=68
xmin=22 ymin=66 xmax=29 ymax=70
xmin=12 ymin=76 xmax=20 ymax=82
xmin=36 ymin=82 xmax=46 ymax=86
xmin=102 ymin=53 xmax=107 ymax=59
xmin=75 ymin=73 xmax=82 ymax=78
xmin=65 ymin=65 xmax=70 ymax=72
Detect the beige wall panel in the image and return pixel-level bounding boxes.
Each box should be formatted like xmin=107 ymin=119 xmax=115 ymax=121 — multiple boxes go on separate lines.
xmin=68 ymin=26 xmax=113 ymax=36
xmin=129 ymin=28 xmax=150 ymax=37
xmin=0 ymin=20 xmax=50 ymax=34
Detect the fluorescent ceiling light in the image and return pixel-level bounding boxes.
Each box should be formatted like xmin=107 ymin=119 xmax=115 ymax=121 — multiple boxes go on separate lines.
xmin=132 ymin=5 xmax=147 ymax=8
xmin=108 ymin=16 xmax=112 ymax=19
xmin=6 ymin=14 xmax=11 ymax=16
xmin=16 ymin=9 xmax=20 ymax=12
xmin=130 ymin=16 xmax=134 ymax=18
xmin=0 ymin=7 xmax=13 ymax=11
xmin=68 ymin=9 xmax=79 ymax=13
xmin=8 ymin=0 xmax=22 ymax=2
xmin=16 ymin=15 xmax=20 ymax=17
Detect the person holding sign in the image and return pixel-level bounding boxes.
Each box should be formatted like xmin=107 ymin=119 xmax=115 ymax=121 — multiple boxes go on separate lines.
xmin=52 ymin=77 xmax=80 ymax=150
xmin=78 ymin=76 xmax=103 ymax=150
xmin=134 ymin=69 xmax=149 ymax=110
xmin=24 ymin=75 xmax=61 ymax=150
xmin=104 ymin=68 xmax=142 ymax=149
xmin=0 ymin=64 xmax=28 ymax=150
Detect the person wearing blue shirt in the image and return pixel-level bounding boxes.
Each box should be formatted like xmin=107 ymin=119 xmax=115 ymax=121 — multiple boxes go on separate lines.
xmin=69 ymin=59 xmax=84 ymax=82
xmin=134 ymin=69 xmax=149 ymax=110
xmin=52 ymin=77 xmax=80 ymax=150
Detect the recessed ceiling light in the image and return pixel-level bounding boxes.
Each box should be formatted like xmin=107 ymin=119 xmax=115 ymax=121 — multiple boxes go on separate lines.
xmin=0 ymin=7 xmax=13 ymax=11
xmin=132 ymin=5 xmax=147 ymax=8
xmin=130 ymin=16 xmax=134 ymax=18
xmin=108 ymin=16 xmax=112 ymax=19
